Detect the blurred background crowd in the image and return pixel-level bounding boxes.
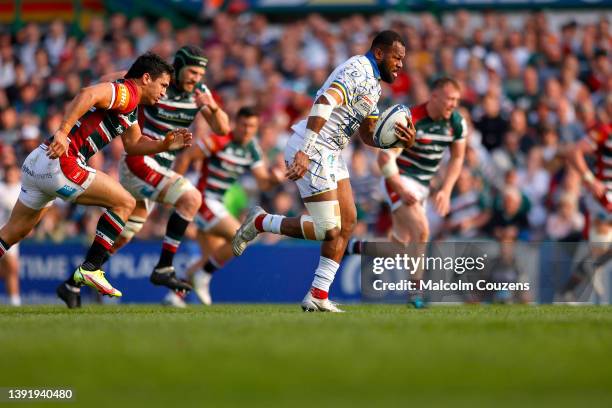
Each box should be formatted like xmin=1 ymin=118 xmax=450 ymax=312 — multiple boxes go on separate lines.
xmin=0 ymin=9 xmax=610 ymax=245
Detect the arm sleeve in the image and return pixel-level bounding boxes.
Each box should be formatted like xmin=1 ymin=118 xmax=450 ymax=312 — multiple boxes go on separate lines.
xmin=109 ymin=81 xmax=139 ymax=113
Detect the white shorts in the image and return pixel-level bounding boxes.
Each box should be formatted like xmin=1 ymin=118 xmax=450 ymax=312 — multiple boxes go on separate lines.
xmin=19 ymin=145 xmax=96 ymax=210
xmin=284 ymin=133 xmax=350 ymax=198
xmin=381 ymin=175 xmax=430 ymax=212
xmin=194 ymin=196 xmax=229 ymax=232
xmin=119 ymin=155 xmax=177 ymax=202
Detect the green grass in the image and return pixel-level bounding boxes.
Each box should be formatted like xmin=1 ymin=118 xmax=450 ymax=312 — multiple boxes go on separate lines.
xmin=1 ymin=305 xmax=611 ymax=407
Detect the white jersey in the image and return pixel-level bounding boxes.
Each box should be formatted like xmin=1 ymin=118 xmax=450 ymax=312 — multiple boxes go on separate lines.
xmin=291 ymin=53 xmax=382 ymax=152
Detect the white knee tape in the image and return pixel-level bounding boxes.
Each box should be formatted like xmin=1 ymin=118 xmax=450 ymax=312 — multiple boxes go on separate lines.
xmin=163 ymin=177 xmax=194 ymax=206
xmin=304 ymin=201 xmax=341 ymax=241
xmin=589 ymin=224 xmax=612 ymax=249
xmin=121 ymin=216 xmax=146 ymax=240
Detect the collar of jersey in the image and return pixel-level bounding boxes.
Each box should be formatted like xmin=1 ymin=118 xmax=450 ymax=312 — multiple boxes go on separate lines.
xmin=365 ymin=51 xmax=381 ymax=80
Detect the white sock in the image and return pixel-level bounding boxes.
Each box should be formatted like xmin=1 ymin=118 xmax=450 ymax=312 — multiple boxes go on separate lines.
xmin=9 ymin=294 xmax=21 ymax=307
xmin=261 ymin=214 xmax=285 ymax=234
xmin=311 ymin=256 xmax=340 ymax=292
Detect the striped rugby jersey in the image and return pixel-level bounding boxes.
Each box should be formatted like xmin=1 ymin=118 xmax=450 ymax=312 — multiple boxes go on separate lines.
xmin=397 ymin=103 xmax=467 ymax=186
xmin=585 ymin=122 xmax=612 ymax=209
xmin=291 ymin=52 xmax=381 ymax=152
xmin=59 ymin=79 xmax=139 ymax=162
xmin=140 ymin=82 xmax=210 ymax=168
xmin=196 ymin=133 xmax=264 ymax=200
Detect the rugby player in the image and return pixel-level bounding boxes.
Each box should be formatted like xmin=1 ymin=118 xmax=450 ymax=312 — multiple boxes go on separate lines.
xmin=232 ymin=30 xmax=416 ymax=312
xmin=347 ymin=77 xmax=467 ymax=308
xmin=0 ymin=53 xmax=192 ymax=308
xmin=88 ymin=46 xmax=230 ymax=308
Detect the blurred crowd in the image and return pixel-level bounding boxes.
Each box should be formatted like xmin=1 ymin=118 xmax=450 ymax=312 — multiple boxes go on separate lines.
xmin=0 ymin=10 xmax=610 ymax=244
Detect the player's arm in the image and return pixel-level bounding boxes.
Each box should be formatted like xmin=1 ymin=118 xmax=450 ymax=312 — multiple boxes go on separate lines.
xmin=48 ymin=82 xmax=127 ymax=159
xmin=433 ymin=140 xmax=466 ymax=216
xmin=251 ymin=163 xmax=284 ymax=192
xmin=377 ymin=148 xmax=417 ymax=206
xmin=194 ymin=88 xmax=231 ymax=135
xmin=122 ymin=124 xmax=193 ymax=156
xmin=286 ymin=83 xmax=344 ymax=181
xmin=174 ymin=143 xmax=207 ymax=175
xmin=568 ymin=134 xmax=605 ymax=198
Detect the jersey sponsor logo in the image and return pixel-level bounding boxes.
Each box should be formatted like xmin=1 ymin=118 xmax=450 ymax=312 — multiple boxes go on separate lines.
xmin=115 ymin=84 xmax=129 ymax=110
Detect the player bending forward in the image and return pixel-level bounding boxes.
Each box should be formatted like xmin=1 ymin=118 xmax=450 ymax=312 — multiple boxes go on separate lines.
xmin=0 ymin=53 xmax=192 ymax=307
xmin=232 ymin=30 xmax=416 ymax=312
xmin=346 ymin=77 xmax=467 ymax=308
xmin=167 ymin=107 xmax=282 ymax=306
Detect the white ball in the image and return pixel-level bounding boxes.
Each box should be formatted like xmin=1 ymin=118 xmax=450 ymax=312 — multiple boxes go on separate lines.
xmin=373 ymin=104 xmax=411 ymax=148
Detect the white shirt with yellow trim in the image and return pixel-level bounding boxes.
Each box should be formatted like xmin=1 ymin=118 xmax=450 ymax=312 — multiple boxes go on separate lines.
xmin=291 ymin=54 xmax=381 ymax=152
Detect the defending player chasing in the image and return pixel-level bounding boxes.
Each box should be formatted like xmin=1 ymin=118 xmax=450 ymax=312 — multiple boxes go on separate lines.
xmin=346 ymin=77 xmax=467 ymax=308
xmin=561 ymin=96 xmax=611 ymax=301
xmin=0 ymin=53 xmax=192 ymax=307
xmin=59 ymin=46 xmax=232 ymax=308
xmin=167 ymin=107 xmax=283 ymax=306
xmin=232 ymin=30 xmax=416 ymax=312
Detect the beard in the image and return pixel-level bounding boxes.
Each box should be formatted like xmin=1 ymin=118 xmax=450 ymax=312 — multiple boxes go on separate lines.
xmin=379 ymin=64 xmax=395 ymax=83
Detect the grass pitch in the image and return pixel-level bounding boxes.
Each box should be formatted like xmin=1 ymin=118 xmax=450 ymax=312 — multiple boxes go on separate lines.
xmin=1 ymin=305 xmax=611 ymax=407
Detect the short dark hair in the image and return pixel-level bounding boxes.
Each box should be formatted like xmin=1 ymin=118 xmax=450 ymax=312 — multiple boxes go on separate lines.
xmin=431 ymin=77 xmax=461 ymax=91
xmin=236 ymin=106 xmax=259 ymax=119
xmin=125 ymin=52 xmax=174 ymax=80
xmin=370 ymin=30 xmax=405 ymax=51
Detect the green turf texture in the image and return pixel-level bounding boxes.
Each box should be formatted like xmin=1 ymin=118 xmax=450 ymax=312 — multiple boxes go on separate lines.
xmin=0 ymin=305 xmax=611 ymax=407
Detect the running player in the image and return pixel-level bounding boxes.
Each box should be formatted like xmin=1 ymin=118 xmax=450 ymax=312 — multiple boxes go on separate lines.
xmin=0 ymin=52 xmax=193 ymax=308
xmin=168 ymin=107 xmax=282 ymax=306
xmin=346 ymin=77 xmax=467 ymax=308
xmin=78 ymin=46 xmax=230 ymax=308
xmin=232 ymin=30 xmax=415 ymax=312
xmin=562 ymin=97 xmax=611 ymax=301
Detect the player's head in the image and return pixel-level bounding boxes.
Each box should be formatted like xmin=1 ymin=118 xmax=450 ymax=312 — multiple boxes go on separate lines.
xmin=173 ymin=45 xmax=208 ymax=93
xmin=428 ymin=77 xmax=461 ymax=120
xmin=369 ymin=30 xmax=406 ymax=84
xmin=125 ymin=52 xmax=174 ymax=105
xmin=233 ymin=107 xmax=259 ymax=144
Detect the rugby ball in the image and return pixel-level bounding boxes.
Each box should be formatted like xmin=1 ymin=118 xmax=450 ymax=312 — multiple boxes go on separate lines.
xmin=373 ymin=104 xmax=411 ymax=148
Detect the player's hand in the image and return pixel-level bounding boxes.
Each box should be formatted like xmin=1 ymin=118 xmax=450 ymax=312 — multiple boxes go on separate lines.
xmin=286 ymin=151 xmax=309 ymax=181
xmin=163 ymin=128 xmax=193 ymax=151
xmin=394 ymin=115 xmax=416 ymax=149
xmin=195 ymin=88 xmax=218 ymax=111
xmin=47 ymin=129 xmax=69 ymax=159
xmin=432 ymin=188 xmax=451 ymax=216
xmin=587 ymin=178 xmax=606 ymax=200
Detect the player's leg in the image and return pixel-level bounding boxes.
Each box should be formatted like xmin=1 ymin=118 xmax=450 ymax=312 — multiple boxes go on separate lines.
xmin=108 ymin=199 xmax=149 ymax=256
xmin=562 ymin=217 xmax=611 ymax=301
xmin=119 ymin=156 xmax=199 ymax=292
xmin=301 ymin=178 xmax=357 ymax=312
xmin=0 ymin=246 xmax=21 ymax=306
xmin=392 ymin=201 xmax=429 ymax=308
xmin=232 ymin=142 xmax=345 ymax=254
xmin=59 ymin=170 xmax=136 ymax=299
xmin=0 ymin=201 xmax=48 ymax=258
xmin=150 ymin=175 xmax=201 ymax=291
xmin=189 ymin=216 xmax=241 ymax=305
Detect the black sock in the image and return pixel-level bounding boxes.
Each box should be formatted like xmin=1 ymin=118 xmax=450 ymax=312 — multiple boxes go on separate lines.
xmin=82 ymin=210 xmax=125 ymax=271
xmin=0 ymin=237 xmax=10 ymax=259
xmin=203 ymin=260 xmax=219 ymax=274
xmin=65 ymin=275 xmax=80 ymax=288
xmin=156 ymin=211 xmax=191 ymax=269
